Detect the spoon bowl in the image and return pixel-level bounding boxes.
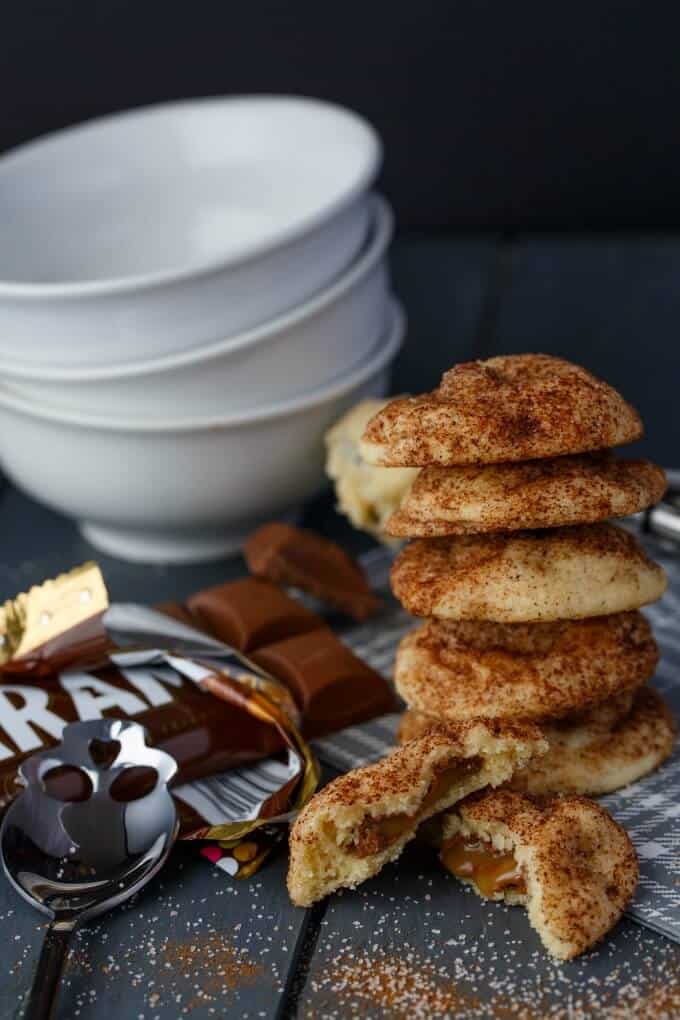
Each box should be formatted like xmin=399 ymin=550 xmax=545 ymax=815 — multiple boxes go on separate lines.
xmin=0 ymin=718 xmax=179 ymax=1019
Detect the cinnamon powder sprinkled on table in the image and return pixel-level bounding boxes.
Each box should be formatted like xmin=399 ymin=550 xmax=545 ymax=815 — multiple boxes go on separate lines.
xmin=300 ymin=850 xmax=680 ymax=1020
xmin=306 ymin=945 xmax=680 ymax=1019
xmin=150 ymin=931 xmax=262 ymax=1009
xmin=96 ymin=929 xmax=263 ymax=1012
xmin=3 ymin=863 xmax=286 ymax=1016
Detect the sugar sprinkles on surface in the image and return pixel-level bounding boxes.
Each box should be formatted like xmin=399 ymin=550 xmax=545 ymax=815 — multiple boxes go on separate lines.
xmin=301 ymin=853 xmax=680 ymax=1020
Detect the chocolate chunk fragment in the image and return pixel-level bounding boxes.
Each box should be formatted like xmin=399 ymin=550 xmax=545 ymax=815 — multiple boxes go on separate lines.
xmin=251 ymin=626 xmax=396 ymax=738
xmin=187 ymin=577 xmax=323 ymax=653
xmin=244 ymin=522 xmax=382 ymax=622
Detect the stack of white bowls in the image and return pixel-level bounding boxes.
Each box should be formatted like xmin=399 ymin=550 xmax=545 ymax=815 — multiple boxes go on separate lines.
xmin=0 ymin=97 xmax=404 ymax=562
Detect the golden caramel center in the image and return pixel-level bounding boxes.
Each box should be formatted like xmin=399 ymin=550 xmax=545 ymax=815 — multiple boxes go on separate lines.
xmin=422 ymin=759 xmax=480 ymax=810
xmin=440 ymin=835 xmax=525 ymax=897
xmin=349 ymin=759 xmax=481 ymax=858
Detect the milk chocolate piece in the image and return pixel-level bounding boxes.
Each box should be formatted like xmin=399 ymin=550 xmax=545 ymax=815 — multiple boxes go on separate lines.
xmin=251 ymin=627 xmax=396 ymax=738
xmin=245 ymin=523 xmax=382 ymax=622
xmin=187 ymin=577 xmax=323 ymax=653
xmin=155 ymin=601 xmax=200 ymax=629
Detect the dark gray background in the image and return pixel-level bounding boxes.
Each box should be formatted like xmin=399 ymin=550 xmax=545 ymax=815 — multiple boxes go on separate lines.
xmin=3 ymin=2 xmax=679 ymax=459
xmin=4 ymin=0 xmax=680 ymax=230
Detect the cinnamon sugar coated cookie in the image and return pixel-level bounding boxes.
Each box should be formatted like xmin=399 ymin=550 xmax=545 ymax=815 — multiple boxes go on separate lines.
xmin=360 ymin=354 xmax=643 ymax=467
xmin=394 ymin=613 xmax=658 ymax=722
xmin=386 ymin=454 xmax=666 ymax=537
xmin=399 ymin=687 xmax=676 ymax=796
xmin=397 ymin=692 xmax=635 ymax=745
xmin=508 ymin=686 xmax=677 ymax=795
xmin=391 ymin=523 xmax=667 ymax=622
xmin=439 ymin=789 xmax=639 ymax=959
xmin=287 ymin=722 xmax=547 ymax=907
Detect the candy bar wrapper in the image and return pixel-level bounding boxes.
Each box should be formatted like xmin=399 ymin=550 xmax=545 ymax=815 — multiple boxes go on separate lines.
xmin=0 ymin=564 xmax=319 ymax=873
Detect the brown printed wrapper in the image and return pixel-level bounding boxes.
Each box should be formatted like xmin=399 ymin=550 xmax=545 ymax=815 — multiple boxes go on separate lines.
xmin=0 ymin=564 xmax=320 ymax=875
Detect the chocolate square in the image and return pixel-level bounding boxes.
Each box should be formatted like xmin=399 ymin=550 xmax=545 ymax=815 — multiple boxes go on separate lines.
xmin=186 ymin=577 xmax=323 ymax=653
xmin=251 ymin=627 xmax=396 ymax=738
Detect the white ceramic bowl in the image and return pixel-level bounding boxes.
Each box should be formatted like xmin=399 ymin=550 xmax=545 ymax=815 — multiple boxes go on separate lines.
xmin=0 ymin=301 xmax=404 ymax=564
xmin=2 ymin=197 xmax=393 ymax=419
xmin=0 ymin=96 xmax=381 ymax=367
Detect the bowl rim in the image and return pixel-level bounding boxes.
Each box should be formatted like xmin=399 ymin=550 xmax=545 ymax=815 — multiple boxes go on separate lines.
xmin=2 ymin=195 xmax=393 ymax=382
xmin=0 ymin=95 xmax=382 ymax=299
xmin=0 ymin=299 xmax=405 ymax=434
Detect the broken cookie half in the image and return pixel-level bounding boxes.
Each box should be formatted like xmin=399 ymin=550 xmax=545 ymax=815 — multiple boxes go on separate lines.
xmin=287 ymin=722 xmax=547 ymax=907
xmin=439 ymin=789 xmax=638 ymax=960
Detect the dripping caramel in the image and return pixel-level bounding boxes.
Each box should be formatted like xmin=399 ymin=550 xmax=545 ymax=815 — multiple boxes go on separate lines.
xmin=441 ymin=834 xmax=526 ymax=897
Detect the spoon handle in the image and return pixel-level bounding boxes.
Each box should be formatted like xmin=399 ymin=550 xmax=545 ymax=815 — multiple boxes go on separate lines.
xmin=24 ymin=924 xmax=74 ymax=1020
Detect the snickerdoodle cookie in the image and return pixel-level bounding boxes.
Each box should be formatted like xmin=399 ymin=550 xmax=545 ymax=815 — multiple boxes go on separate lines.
xmin=398 ymin=691 xmax=635 ymax=746
xmin=439 ymin=789 xmax=638 ymax=959
xmin=398 ymin=688 xmax=676 ymax=796
xmin=391 ymin=524 xmax=667 ymax=622
xmin=386 ymin=454 xmax=666 ymax=537
xmin=360 ymin=355 xmax=642 ymax=467
xmin=394 ymin=613 xmax=658 ymax=722
xmin=508 ymin=687 xmax=676 ymax=795
xmin=287 ymin=722 xmax=547 ymax=907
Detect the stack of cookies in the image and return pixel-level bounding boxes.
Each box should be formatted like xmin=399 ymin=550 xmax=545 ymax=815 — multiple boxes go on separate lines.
xmin=359 ymin=354 xmax=676 ymax=797
xmin=286 ymin=356 xmax=664 ymax=960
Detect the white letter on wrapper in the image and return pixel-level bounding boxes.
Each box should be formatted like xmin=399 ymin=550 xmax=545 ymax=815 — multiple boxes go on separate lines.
xmin=60 ymin=673 xmax=148 ymax=721
xmin=119 ymin=666 xmax=183 ymax=708
xmin=0 ymin=686 xmax=66 ymax=761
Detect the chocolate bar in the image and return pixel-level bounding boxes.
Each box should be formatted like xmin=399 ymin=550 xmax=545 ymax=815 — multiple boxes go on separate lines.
xmin=0 ymin=547 xmax=393 ymax=853
xmin=0 ymin=568 xmax=314 ymax=844
xmin=0 ymin=640 xmax=287 ymax=810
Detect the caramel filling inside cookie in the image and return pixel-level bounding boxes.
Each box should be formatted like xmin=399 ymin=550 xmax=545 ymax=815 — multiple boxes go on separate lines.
xmin=441 ymin=835 xmax=525 ymax=897
xmin=348 ymin=759 xmax=481 ymax=858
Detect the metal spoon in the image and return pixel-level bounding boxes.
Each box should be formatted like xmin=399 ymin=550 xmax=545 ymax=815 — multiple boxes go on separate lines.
xmin=1 ymin=718 xmax=179 ymax=1020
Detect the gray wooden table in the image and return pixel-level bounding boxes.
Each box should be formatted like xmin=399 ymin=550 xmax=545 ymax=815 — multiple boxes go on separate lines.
xmin=1 ymin=236 xmax=678 ymax=1018
xmin=1 ymin=489 xmax=678 ymax=1020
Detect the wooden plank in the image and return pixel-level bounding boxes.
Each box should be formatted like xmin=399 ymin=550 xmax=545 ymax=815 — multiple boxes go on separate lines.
xmin=485 ymin=236 xmax=680 ymax=465
xmin=3 ymin=845 xmax=311 ymax=1020
xmin=299 ymin=841 xmax=680 ymax=1018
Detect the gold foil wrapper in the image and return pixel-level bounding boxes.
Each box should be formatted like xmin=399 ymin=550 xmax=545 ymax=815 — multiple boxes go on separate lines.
xmin=0 ymin=562 xmax=108 ymax=664
xmin=195 ymin=671 xmax=320 ymax=847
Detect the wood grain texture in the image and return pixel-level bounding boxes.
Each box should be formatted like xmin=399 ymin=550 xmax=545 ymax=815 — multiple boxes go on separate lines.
xmin=1 ymin=845 xmax=311 ymax=1020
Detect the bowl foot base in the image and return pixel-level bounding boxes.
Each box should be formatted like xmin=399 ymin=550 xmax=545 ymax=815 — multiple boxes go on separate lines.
xmin=80 ymin=512 xmax=299 ymax=565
